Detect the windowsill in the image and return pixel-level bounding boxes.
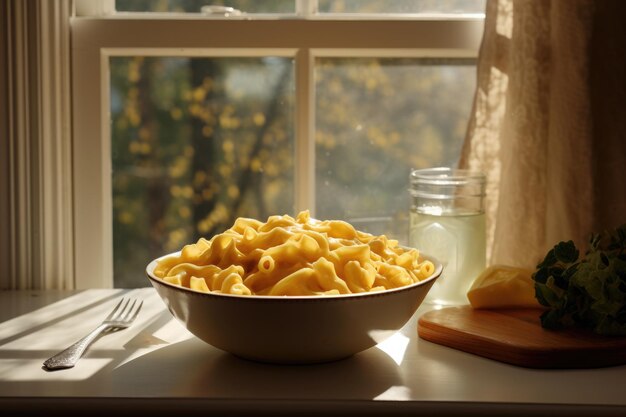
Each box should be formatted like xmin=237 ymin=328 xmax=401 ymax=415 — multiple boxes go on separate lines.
xmin=77 ymin=12 xmax=486 ymax=22
xmin=1 ymin=289 xmax=624 ymax=416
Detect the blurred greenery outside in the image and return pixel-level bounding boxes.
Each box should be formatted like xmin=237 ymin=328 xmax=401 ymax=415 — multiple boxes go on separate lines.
xmin=111 ymin=0 xmax=481 ymax=287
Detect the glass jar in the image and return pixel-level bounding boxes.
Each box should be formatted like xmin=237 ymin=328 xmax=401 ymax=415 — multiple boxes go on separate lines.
xmin=409 ymin=167 xmax=486 ymax=306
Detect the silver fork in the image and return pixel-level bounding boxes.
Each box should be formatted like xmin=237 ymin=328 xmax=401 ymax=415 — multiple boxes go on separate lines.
xmin=43 ymin=298 xmax=143 ymax=370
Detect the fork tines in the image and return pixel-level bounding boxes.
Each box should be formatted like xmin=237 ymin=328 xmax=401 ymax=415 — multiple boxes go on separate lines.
xmin=106 ymin=297 xmax=143 ymax=323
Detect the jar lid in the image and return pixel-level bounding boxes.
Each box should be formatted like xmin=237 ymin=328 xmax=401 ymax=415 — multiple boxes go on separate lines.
xmin=410 ymin=167 xmax=485 ymax=186
xmin=410 ymin=167 xmax=486 ymax=198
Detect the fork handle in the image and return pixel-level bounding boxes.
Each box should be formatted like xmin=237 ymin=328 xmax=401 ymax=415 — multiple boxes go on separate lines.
xmin=43 ymin=324 xmax=109 ymax=370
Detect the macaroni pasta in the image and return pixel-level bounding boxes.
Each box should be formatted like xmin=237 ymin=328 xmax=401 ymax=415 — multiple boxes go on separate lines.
xmin=154 ymin=211 xmax=435 ymax=296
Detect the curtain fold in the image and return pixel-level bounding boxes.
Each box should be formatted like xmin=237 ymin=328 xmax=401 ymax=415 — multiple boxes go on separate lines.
xmin=0 ymin=0 xmax=74 ymax=289
xmin=461 ymin=0 xmax=626 ymax=268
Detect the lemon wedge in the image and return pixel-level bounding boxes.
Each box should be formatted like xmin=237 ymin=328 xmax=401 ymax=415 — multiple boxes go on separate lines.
xmin=467 ymin=265 xmax=542 ymax=309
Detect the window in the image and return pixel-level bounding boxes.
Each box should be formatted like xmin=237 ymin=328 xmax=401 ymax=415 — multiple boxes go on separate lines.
xmin=110 ymin=56 xmax=295 ymax=287
xmin=72 ymin=0 xmax=485 ymax=288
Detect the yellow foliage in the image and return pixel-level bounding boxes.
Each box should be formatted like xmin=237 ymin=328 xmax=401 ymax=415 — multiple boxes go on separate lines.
xmin=250 ymin=158 xmax=262 ymax=172
xmin=253 ymin=112 xmax=266 ymax=126
xmin=202 ymin=188 xmax=214 ymax=200
xmin=168 ymin=156 xmax=188 ymax=179
xmin=128 ymin=66 xmax=140 ymax=83
xmin=222 ymin=140 xmax=234 ymax=153
xmin=128 ymin=141 xmax=150 ymax=155
xmin=116 ymin=118 xmax=128 ymax=130
xmin=192 ymin=87 xmax=206 ymax=102
xmin=138 ymin=127 xmax=150 ymax=140
xmin=265 ymin=181 xmax=282 ymax=202
xmin=218 ymin=164 xmax=232 ymax=178
xmin=264 ymin=161 xmax=279 ymax=177
xmin=194 ymin=170 xmax=206 ymax=186
xmin=198 ymin=219 xmax=211 ymax=234
xmin=188 ymin=104 xmax=202 ymax=117
xmin=202 ymin=125 xmax=213 ymax=137
xmin=129 ymin=141 xmax=140 ymax=154
xmin=262 ymin=133 xmax=273 ymax=145
xmin=118 ymin=211 xmax=134 ymax=225
xmin=170 ymin=108 xmax=183 ymax=120
xmin=227 ymin=185 xmax=240 ymax=199
xmin=181 ymin=186 xmax=193 ymax=199
xmin=125 ymin=107 xmax=141 ymax=127
xmin=128 ymin=87 xmax=139 ymax=99
xmin=170 ymin=185 xmax=193 ymax=199
xmin=219 ymin=114 xmax=241 ymax=129
xmin=168 ymin=229 xmax=187 ymax=250
xmin=178 ymin=206 xmax=191 ymax=219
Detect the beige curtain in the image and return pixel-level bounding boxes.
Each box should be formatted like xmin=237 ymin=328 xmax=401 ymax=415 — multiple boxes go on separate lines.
xmin=0 ymin=0 xmax=73 ymax=289
xmin=461 ymin=0 xmax=626 ymax=269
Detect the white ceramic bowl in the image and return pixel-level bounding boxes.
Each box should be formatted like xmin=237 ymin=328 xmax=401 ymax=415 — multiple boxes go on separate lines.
xmin=146 ymin=252 xmax=442 ymax=364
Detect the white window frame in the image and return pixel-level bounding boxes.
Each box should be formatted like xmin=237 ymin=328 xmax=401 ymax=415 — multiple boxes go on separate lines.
xmin=71 ymin=8 xmax=484 ymax=288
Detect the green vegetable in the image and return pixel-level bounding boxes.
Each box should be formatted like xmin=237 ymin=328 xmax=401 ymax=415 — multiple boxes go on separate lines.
xmin=532 ymin=224 xmax=626 ymax=336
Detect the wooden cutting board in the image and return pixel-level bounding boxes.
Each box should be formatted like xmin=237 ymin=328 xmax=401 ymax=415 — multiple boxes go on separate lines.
xmin=417 ymin=306 xmax=626 ymax=368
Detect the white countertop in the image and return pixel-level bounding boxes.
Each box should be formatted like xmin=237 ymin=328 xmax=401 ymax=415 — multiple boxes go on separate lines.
xmin=1 ymin=289 xmax=625 ymax=416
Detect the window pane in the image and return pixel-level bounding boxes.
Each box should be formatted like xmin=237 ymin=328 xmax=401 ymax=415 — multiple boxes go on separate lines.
xmin=315 ymin=58 xmax=476 ymax=243
xmin=110 ymin=56 xmax=294 ymax=287
xmin=318 ymin=0 xmax=486 ymax=14
xmin=115 ymin=0 xmax=295 ymax=13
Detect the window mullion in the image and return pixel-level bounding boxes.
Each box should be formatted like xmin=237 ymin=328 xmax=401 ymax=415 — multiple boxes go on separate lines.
xmin=296 ymin=0 xmax=318 ymax=17
xmin=295 ymin=48 xmax=316 ymax=215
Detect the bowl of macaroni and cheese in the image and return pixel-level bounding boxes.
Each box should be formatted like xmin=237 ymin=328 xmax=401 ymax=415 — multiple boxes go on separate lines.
xmin=146 ymin=211 xmax=442 ymax=364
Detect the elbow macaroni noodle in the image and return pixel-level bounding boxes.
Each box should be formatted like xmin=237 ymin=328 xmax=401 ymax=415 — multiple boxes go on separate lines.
xmin=154 ymin=211 xmax=435 ymax=296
